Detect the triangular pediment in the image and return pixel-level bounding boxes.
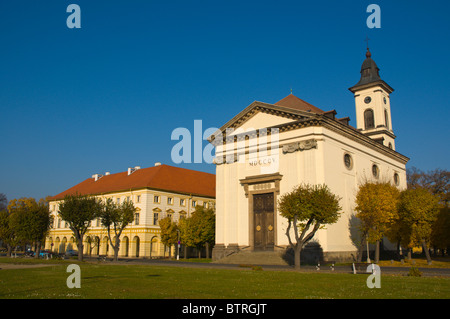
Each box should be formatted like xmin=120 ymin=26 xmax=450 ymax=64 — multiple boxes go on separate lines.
xmin=236 ymin=110 xmax=296 ymax=132
xmin=209 ymin=99 xmax=318 ymax=142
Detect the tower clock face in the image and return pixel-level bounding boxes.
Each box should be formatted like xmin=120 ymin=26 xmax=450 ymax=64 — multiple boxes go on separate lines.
xmin=364 ymin=96 xmax=371 ymax=104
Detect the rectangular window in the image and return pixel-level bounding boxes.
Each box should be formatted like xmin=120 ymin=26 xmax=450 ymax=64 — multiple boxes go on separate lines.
xmin=137 ymin=195 xmax=141 ymax=203
xmin=180 ymin=199 xmax=186 ymax=206
xmin=154 ymin=195 xmax=160 ymax=203
xmin=153 ymin=212 xmax=159 ymax=225
xmin=117 ymin=198 xmax=120 ymax=204
xmin=126 ymin=196 xmax=130 ymax=202
xmin=135 ymin=213 xmax=140 ymax=225
xmin=192 ymin=200 xmax=197 ymax=208
xmin=167 ymin=197 xmax=173 ymax=205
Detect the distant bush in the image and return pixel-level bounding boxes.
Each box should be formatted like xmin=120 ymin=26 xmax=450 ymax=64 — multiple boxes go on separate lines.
xmin=407 ymin=267 xmax=422 ymax=277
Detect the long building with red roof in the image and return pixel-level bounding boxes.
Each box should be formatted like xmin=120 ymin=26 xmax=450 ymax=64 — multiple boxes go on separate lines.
xmin=46 ymin=163 xmax=215 ymax=258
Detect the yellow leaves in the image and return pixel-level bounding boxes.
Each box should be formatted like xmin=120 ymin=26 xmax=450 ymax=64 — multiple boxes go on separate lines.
xmin=355 ymin=181 xmax=400 ymax=242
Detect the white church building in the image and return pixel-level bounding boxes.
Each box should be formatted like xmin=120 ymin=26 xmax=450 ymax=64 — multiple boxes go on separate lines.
xmin=210 ymin=48 xmax=409 ymax=263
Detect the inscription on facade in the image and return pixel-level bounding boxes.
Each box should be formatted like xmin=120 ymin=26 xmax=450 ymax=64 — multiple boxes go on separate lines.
xmin=248 ymin=156 xmax=277 ymax=167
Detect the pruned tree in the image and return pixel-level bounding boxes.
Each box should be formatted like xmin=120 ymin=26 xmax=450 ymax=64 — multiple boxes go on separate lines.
xmin=179 ymin=206 xmax=215 ymax=258
xmin=397 ymin=187 xmax=440 ymax=264
xmin=98 ymin=198 xmax=136 ymax=261
xmin=354 ymin=181 xmax=400 ymax=263
xmin=278 ymin=184 xmax=341 ymax=270
xmin=58 ymin=194 xmax=103 ymax=261
xmin=159 ymin=216 xmax=179 ymax=258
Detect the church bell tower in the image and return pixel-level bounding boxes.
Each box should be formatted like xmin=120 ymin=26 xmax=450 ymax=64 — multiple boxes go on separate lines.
xmin=349 ymin=48 xmax=396 ymax=150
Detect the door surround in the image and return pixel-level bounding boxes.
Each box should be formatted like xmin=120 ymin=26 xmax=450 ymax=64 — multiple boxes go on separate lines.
xmin=240 ymin=173 xmax=282 ymax=251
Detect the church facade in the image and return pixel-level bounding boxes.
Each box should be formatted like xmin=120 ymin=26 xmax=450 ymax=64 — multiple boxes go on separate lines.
xmin=211 ymin=49 xmax=409 ymax=262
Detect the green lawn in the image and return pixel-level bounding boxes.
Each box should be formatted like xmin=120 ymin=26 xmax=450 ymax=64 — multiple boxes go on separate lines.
xmin=0 ymin=258 xmax=449 ymax=299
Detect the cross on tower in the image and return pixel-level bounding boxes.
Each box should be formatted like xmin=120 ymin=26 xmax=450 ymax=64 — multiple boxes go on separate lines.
xmin=364 ymin=36 xmax=370 ymax=49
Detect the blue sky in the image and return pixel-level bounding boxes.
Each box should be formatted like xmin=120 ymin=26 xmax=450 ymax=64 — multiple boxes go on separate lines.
xmin=1 ymin=0 xmax=449 ymax=201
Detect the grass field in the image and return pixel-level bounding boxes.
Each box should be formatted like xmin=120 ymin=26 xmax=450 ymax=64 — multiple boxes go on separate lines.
xmin=0 ymin=258 xmax=449 ymax=299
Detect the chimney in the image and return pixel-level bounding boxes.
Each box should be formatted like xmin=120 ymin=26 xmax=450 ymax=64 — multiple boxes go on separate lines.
xmin=128 ymin=166 xmax=141 ymax=175
xmin=105 ymin=172 xmax=110 ymax=176
xmin=155 ymin=162 xmax=161 ymax=166
xmin=92 ymin=174 xmax=103 ymax=181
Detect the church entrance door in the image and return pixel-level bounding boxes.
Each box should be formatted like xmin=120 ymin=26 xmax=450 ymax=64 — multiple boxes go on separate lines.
xmin=253 ymin=193 xmax=274 ymax=251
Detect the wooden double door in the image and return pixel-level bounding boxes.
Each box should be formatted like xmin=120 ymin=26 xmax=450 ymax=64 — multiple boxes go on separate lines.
xmin=253 ymin=193 xmax=275 ymax=251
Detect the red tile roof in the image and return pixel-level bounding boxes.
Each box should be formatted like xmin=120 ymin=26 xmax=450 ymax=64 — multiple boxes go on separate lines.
xmin=274 ymin=94 xmax=325 ymax=114
xmin=49 ymin=164 xmax=215 ymax=200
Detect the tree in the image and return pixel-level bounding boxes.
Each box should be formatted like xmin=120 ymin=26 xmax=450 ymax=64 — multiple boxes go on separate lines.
xmin=179 ymin=206 xmax=215 ymax=258
xmin=397 ymin=187 xmax=440 ymax=264
xmin=0 ymin=210 xmax=18 ymax=257
xmin=99 ymin=198 xmax=136 ymax=261
xmin=278 ymin=184 xmax=341 ymax=270
xmin=0 ymin=193 xmax=7 ymax=211
xmin=407 ymin=167 xmax=449 ymax=207
xmin=7 ymin=198 xmax=52 ymax=258
xmin=159 ymin=216 xmax=179 ymax=258
xmin=406 ymin=167 xmax=449 ymax=256
xmin=58 ymin=194 xmax=103 ymax=261
xmin=354 ymin=181 xmax=400 ymax=263
xmin=192 ymin=206 xmax=215 ymax=258
xmin=430 ymin=206 xmax=450 ymax=255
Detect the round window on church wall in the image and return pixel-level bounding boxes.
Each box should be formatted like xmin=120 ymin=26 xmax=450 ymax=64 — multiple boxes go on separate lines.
xmin=344 ymin=153 xmax=353 ymax=170
xmin=372 ymin=164 xmax=379 ymax=179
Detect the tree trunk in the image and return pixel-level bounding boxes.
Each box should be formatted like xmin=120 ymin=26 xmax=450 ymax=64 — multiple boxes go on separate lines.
xmin=357 ymin=237 xmax=365 ymax=263
xmin=113 ymin=238 xmax=120 ymax=262
xmin=294 ymin=245 xmax=301 ymax=270
xmin=77 ymin=241 xmax=83 ymax=261
xmin=34 ymin=242 xmax=41 ymax=259
xmin=374 ymin=241 xmax=380 ymax=263
xmin=422 ymin=240 xmax=432 ymax=265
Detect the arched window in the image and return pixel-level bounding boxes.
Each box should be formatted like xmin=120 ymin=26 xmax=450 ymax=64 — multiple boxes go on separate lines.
xmin=384 ymin=109 xmax=389 ymax=129
xmin=372 ymin=164 xmax=379 ymax=179
xmin=364 ymin=109 xmax=375 ymax=130
xmin=394 ymin=173 xmax=400 ymax=186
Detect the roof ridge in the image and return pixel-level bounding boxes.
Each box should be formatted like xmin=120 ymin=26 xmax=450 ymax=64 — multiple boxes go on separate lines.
xmin=274 ymin=94 xmax=325 ymax=114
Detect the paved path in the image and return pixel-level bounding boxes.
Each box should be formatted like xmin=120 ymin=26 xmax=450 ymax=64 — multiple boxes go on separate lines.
xmin=85 ymin=257 xmax=450 ymax=277
xmin=0 ymin=263 xmax=56 ymax=270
